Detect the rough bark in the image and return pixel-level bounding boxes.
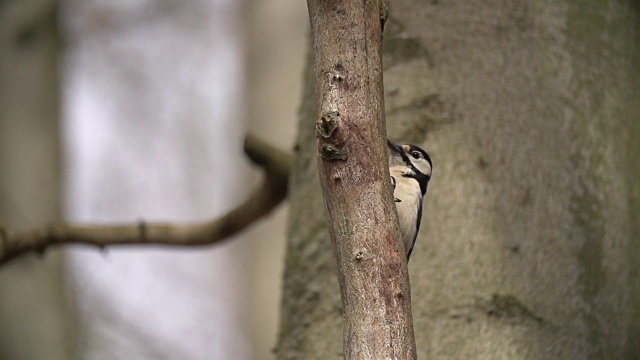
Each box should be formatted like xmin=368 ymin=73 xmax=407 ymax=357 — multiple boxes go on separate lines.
xmin=279 ymin=0 xmax=640 ymax=359
xmin=307 ymin=0 xmax=416 ymax=359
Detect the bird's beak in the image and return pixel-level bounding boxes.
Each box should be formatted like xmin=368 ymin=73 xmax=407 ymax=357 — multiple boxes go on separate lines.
xmin=387 ymin=139 xmax=406 ymax=167
xmin=387 ymin=139 xmax=403 ymax=155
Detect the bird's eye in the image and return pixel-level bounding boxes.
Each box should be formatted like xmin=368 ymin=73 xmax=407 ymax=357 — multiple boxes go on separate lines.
xmin=411 ymin=151 xmax=421 ymax=159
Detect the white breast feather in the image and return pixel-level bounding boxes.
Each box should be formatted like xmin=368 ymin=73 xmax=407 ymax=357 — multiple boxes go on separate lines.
xmin=390 ymin=167 xmax=422 ymax=255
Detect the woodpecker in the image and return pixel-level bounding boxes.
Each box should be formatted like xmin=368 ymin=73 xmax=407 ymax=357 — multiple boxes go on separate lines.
xmin=388 ymin=139 xmax=432 ymax=261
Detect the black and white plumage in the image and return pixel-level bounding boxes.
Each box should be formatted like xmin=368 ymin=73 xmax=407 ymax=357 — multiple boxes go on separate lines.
xmin=388 ymin=139 xmax=432 ymax=261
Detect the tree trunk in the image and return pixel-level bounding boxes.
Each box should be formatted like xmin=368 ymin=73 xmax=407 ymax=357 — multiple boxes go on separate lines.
xmin=306 ymin=0 xmax=415 ymax=358
xmin=0 ymin=0 xmax=74 ymax=359
xmin=278 ymin=0 xmax=640 ymax=359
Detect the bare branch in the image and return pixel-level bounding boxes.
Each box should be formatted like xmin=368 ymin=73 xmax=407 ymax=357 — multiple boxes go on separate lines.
xmin=0 ymin=134 xmax=290 ymax=266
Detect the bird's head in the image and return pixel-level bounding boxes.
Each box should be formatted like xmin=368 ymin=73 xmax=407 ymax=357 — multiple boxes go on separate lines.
xmin=388 ymin=139 xmax=432 ymax=180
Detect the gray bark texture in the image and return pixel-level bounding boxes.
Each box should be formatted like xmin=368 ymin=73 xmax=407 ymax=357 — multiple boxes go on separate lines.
xmin=277 ymin=0 xmax=640 ymax=359
xmin=0 ymin=0 xmax=74 ymax=359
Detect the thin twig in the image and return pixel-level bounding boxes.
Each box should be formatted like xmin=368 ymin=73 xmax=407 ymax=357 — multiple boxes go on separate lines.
xmin=0 ymin=134 xmax=290 ymax=267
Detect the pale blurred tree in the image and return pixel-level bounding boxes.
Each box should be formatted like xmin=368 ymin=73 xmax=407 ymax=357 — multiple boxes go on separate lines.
xmin=0 ymin=0 xmax=73 ymax=359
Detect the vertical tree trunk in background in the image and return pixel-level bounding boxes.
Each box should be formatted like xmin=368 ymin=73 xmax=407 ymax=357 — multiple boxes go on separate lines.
xmin=244 ymin=0 xmax=307 ymax=358
xmin=278 ymin=1 xmax=640 ymax=359
xmin=0 ymin=0 xmax=74 ymax=359
xmin=63 ymin=2 xmax=250 ymax=359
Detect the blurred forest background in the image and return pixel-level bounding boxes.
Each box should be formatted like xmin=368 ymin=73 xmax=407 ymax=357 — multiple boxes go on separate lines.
xmin=2 ymin=0 xmax=640 ymax=360
xmin=1 ymin=0 xmax=305 ymax=359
